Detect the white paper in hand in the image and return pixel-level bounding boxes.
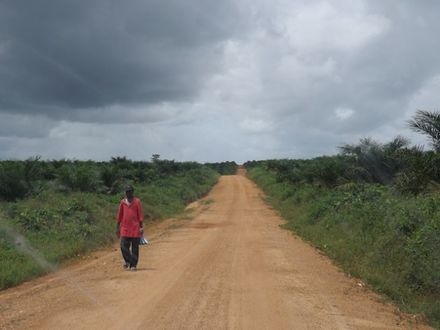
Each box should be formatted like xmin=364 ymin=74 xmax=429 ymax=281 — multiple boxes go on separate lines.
xmin=140 ymin=235 xmax=150 ymax=245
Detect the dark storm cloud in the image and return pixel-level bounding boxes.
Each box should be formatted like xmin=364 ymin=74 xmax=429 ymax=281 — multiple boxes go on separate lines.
xmin=0 ymin=0 xmax=246 ymax=120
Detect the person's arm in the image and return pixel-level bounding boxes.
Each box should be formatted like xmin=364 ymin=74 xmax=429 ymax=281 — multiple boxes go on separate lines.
xmin=116 ymin=222 xmax=121 ymax=238
xmin=116 ymin=202 xmax=123 ymax=238
xmin=137 ymin=199 xmax=144 ymax=233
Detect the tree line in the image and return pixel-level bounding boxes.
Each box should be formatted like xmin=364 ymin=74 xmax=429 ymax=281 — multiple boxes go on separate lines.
xmin=0 ymin=155 xmax=238 ymax=201
xmin=245 ymin=110 xmax=440 ymax=195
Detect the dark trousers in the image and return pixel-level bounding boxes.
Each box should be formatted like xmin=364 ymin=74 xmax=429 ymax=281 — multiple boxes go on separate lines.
xmin=120 ymin=237 xmax=141 ymax=267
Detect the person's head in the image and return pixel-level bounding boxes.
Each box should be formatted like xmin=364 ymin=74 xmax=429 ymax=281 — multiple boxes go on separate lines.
xmin=125 ymin=185 xmax=134 ymax=199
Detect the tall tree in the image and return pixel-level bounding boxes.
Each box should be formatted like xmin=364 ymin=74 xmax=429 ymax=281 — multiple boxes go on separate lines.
xmin=408 ymin=110 xmax=440 ymax=151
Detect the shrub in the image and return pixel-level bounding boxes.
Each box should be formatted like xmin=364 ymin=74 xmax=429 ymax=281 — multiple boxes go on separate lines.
xmin=0 ymin=162 xmax=28 ymax=201
xmin=55 ymin=162 xmax=101 ymax=192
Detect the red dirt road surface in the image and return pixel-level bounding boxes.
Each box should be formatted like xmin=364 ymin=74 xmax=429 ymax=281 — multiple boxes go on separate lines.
xmin=0 ymin=172 xmax=432 ymax=329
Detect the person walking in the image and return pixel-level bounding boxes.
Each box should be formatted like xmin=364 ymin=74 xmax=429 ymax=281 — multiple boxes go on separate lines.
xmin=117 ymin=185 xmax=144 ymax=271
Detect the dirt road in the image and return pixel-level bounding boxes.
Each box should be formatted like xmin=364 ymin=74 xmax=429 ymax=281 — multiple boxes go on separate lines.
xmin=0 ymin=172 xmax=432 ymax=329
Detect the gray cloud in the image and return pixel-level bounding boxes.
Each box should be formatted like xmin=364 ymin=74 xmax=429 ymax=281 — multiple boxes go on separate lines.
xmin=250 ymin=1 xmax=440 ymax=140
xmin=0 ymin=0 xmax=246 ymax=119
xmin=1 ymin=1 xmax=440 ymax=161
xmin=0 ymin=113 xmax=56 ymax=138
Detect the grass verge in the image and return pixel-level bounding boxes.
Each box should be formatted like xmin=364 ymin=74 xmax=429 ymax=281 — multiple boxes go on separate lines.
xmin=247 ymin=166 xmax=440 ymax=329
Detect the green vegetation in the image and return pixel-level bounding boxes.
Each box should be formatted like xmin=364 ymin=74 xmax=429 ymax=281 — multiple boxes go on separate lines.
xmin=0 ymin=157 xmax=220 ymax=290
xmin=205 ymin=161 xmax=238 ymax=175
xmin=408 ymin=110 xmax=440 ymax=152
xmin=245 ymin=138 xmax=440 ymax=328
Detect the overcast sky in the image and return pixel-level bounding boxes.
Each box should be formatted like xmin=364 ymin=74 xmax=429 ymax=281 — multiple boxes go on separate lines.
xmin=1 ymin=0 xmax=439 ymax=163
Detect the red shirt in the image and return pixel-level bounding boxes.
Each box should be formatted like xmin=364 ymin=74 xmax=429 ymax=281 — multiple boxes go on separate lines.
xmin=117 ymin=197 xmax=144 ymax=237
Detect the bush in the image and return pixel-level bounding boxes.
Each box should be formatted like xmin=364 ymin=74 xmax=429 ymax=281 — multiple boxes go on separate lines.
xmin=395 ymin=149 xmax=440 ymax=194
xmin=55 ymin=162 xmax=101 ymax=192
xmin=0 ymin=162 xmax=28 ymax=201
